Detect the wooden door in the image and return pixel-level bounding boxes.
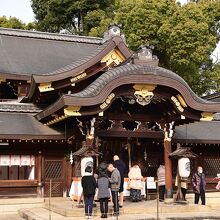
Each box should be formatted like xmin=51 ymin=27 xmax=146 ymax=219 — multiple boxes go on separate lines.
xmin=44 ymin=159 xmax=64 ymax=197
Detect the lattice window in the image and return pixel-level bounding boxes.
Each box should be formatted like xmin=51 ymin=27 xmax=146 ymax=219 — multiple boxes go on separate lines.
xmin=45 ymin=160 xmax=62 ymax=179
xmin=204 ymin=158 xmax=220 ymax=177
xmin=44 ymin=181 xmax=63 ymax=197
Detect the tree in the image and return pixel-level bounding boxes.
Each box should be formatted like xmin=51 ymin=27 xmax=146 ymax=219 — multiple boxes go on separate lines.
xmin=0 ymin=16 xmax=25 ymax=29
xmin=0 ymin=16 xmax=36 ymax=30
xmin=206 ymin=62 xmax=220 ymax=93
xmin=114 ymin=0 xmax=220 ymax=95
xmin=31 ymin=0 xmax=115 ymax=34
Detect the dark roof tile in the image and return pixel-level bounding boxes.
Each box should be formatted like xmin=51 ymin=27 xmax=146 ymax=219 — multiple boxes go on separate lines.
xmin=0 ymin=28 xmax=101 ymax=76
xmin=0 ymin=112 xmax=63 ymax=139
xmin=173 ymin=121 xmax=220 ymax=143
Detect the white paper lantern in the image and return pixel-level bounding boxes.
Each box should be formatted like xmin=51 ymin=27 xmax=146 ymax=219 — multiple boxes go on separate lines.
xmin=81 ymin=157 xmax=93 ymax=177
xmin=178 ymin=157 xmax=190 ymax=178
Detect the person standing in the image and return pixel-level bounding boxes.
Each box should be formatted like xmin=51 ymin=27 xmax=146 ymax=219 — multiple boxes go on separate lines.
xmin=81 ymin=166 xmax=97 ymax=219
xmin=157 ymin=163 xmax=165 ymax=202
xmin=107 ymin=163 xmax=121 ymax=216
xmin=128 ymin=164 xmax=143 ymax=202
xmin=113 ymin=155 xmax=126 ymax=207
xmin=192 ymin=166 xmax=206 ymax=205
xmin=97 ymin=165 xmax=110 ymax=218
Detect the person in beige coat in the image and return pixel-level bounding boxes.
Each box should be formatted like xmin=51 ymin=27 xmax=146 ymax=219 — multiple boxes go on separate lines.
xmin=157 ymin=163 xmax=165 ymax=201
xmin=128 ymin=165 xmax=143 ymax=202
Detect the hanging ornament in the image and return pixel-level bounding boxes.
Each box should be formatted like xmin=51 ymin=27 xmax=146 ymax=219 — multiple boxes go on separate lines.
xmin=70 ymin=151 xmax=73 ymax=165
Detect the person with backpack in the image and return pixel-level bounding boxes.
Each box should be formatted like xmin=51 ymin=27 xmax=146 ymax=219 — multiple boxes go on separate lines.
xmin=81 ymin=166 xmax=97 ymax=219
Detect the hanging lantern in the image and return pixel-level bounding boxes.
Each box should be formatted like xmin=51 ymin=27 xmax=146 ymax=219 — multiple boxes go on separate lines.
xmin=178 ymin=157 xmax=190 ymax=178
xmin=81 ymin=157 xmax=93 ymax=177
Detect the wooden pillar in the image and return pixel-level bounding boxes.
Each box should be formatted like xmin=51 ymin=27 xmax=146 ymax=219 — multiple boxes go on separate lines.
xmin=164 ymin=139 xmax=173 ymax=199
xmin=37 ymin=151 xmax=43 ymax=198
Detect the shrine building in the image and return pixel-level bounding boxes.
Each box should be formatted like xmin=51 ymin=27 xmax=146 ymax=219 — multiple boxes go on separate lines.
xmin=0 ymin=26 xmax=220 ymax=198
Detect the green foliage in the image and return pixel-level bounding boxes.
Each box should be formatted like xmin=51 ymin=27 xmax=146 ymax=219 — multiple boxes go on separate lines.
xmin=0 ymin=16 xmax=25 ymax=29
xmin=31 ymin=0 xmax=115 ymax=34
xmin=115 ymin=0 xmax=220 ymax=95
xmin=205 ymin=62 xmax=220 ymax=93
xmin=0 ymin=16 xmax=36 ymax=30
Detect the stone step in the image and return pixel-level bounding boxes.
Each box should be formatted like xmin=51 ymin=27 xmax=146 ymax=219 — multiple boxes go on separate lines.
xmin=42 ymin=198 xmax=213 ymax=217
xmin=19 ymin=207 xmax=220 ymax=220
xmin=0 ymin=198 xmax=44 ymax=214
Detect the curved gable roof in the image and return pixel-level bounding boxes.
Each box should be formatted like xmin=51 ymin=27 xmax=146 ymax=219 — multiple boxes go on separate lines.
xmin=0 ymin=28 xmax=102 ymax=80
xmin=36 ymin=64 xmax=220 ymax=121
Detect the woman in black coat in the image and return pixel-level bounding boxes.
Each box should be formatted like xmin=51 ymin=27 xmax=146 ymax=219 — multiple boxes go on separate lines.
xmin=81 ymin=166 xmax=97 ymax=219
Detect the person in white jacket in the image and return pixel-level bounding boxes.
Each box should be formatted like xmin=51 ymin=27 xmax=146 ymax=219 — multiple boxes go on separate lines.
xmin=128 ymin=164 xmax=143 ymax=202
xmin=157 ymin=163 xmax=165 ymax=202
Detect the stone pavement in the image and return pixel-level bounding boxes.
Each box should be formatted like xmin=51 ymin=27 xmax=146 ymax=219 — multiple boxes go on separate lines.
xmin=1 ymin=193 xmax=220 ymax=220
xmin=18 ymin=206 xmax=220 ymax=220
xmin=0 ymin=214 xmax=24 ymax=220
xmin=18 ymin=196 xmax=220 ymax=220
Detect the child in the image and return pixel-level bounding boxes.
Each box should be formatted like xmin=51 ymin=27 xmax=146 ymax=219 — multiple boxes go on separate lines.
xmin=97 ymin=163 xmax=110 ymax=218
xmin=81 ymin=166 xmax=97 ymax=219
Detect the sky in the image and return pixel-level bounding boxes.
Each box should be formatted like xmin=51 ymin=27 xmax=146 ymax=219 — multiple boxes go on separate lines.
xmin=0 ymin=0 xmax=219 ymax=61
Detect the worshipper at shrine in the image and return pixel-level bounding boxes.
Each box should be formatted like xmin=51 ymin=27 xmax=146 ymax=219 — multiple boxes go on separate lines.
xmin=81 ymin=166 xmax=97 ymax=219
xmin=97 ymin=162 xmax=110 ymax=218
xmin=192 ymin=166 xmax=206 ymax=205
xmin=157 ymin=162 xmax=166 ymax=202
xmin=112 ymin=155 xmax=127 ymax=207
xmin=107 ymin=163 xmax=121 ymax=216
xmin=128 ymin=164 xmax=143 ymax=202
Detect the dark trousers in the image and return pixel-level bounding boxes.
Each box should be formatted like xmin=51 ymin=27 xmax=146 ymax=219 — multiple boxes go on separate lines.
xmin=84 ymin=195 xmax=94 ymax=216
xmin=194 ymin=190 xmax=205 ymax=205
xmin=159 ymin=185 xmax=165 ymax=201
xmin=181 ymin=188 xmax=187 ymax=200
xmin=111 ymin=190 xmax=119 ymax=214
xmin=100 ymin=198 xmax=109 ymax=215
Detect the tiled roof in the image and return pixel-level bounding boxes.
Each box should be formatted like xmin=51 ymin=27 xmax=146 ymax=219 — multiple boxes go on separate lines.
xmin=36 ymin=63 xmax=220 ymax=121
xmin=0 ymin=27 xmax=102 ymax=44
xmin=0 ymin=28 xmax=101 ymax=76
xmin=72 ymin=147 xmax=101 ymax=157
xmin=67 ymin=64 xmax=211 ymax=105
xmin=173 ymin=121 xmax=220 ymax=143
xmin=203 ymin=92 xmax=220 ymax=102
xmin=0 ymin=112 xmax=63 ymax=139
xmin=0 ymin=102 xmax=42 ymax=113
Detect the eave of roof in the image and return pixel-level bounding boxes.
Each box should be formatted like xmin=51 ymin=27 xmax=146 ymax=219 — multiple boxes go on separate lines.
xmin=32 ymin=36 xmax=130 ymax=82
xmin=0 ymin=27 xmax=103 ymax=80
xmin=35 ymin=64 xmax=220 ymax=121
xmin=173 ymin=121 xmax=220 ymax=144
xmin=0 ymin=27 xmax=102 ymax=44
xmin=23 ymin=36 xmax=131 ymax=102
xmin=0 ymin=102 xmax=42 ymax=113
xmin=0 ymin=112 xmax=63 ymax=140
xmin=203 ymin=92 xmax=220 ymax=102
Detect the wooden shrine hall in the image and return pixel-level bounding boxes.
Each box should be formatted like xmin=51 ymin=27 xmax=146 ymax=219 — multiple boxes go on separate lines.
xmin=0 ymin=26 xmax=220 ymax=199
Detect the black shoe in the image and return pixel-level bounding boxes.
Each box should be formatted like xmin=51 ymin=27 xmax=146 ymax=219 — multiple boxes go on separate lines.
xmin=101 ymin=214 xmax=105 ymax=218
xmin=104 ymin=214 xmax=108 ymax=218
